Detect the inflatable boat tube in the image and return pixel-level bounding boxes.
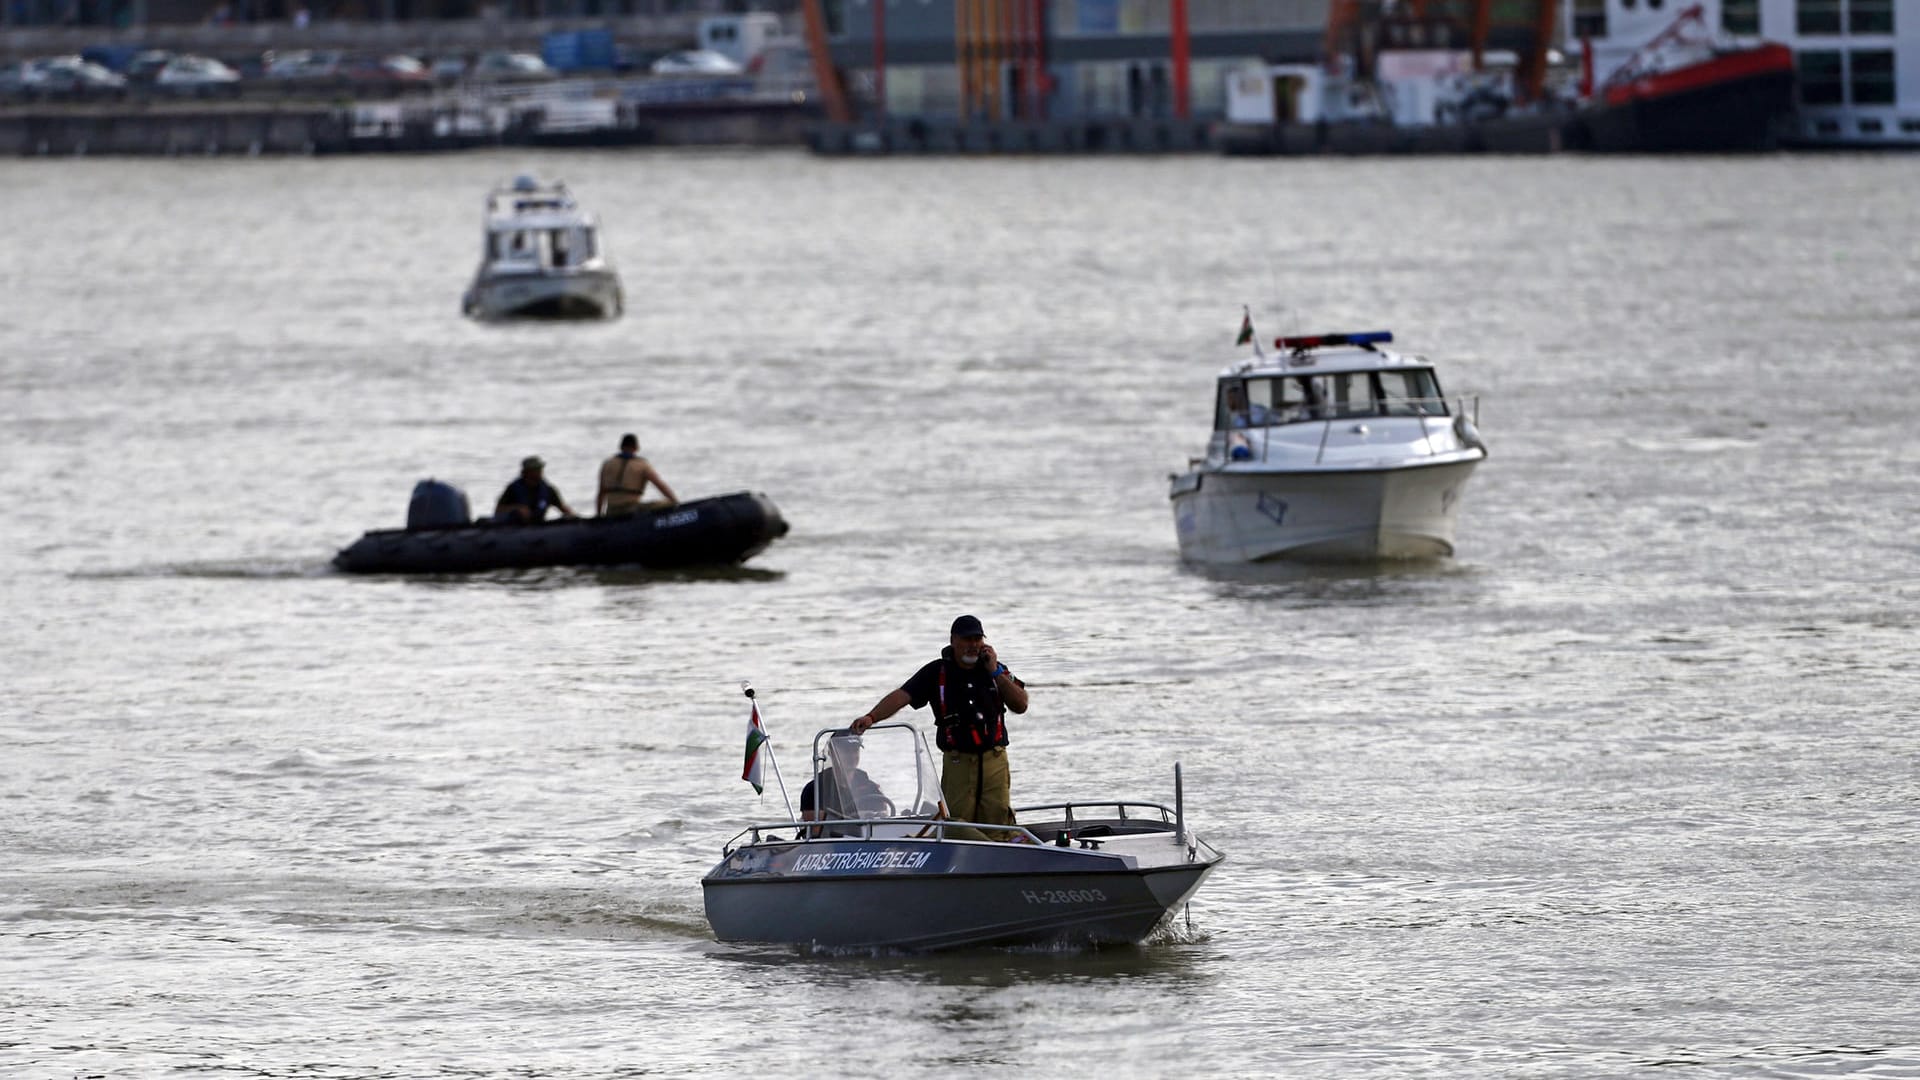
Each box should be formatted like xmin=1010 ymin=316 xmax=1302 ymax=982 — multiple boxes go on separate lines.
xmin=333 ymin=491 xmax=788 ymax=574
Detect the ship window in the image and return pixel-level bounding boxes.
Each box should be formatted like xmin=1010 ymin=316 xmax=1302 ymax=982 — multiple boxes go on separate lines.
xmin=1377 ymin=369 xmax=1446 ymax=416
xmin=1795 ymin=0 xmax=1841 ymax=35
xmin=1301 ymin=374 xmax=1377 ymax=420
xmin=1721 ymin=0 xmax=1760 ymax=34
xmin=1816 ymin=118 xmax=1841 ymax=133
xmin=1799 ymin=50 xmax=1845 ymax=104
xmin=1902 ymin=118 xmax=1920 ymax=133
xmin=1571 ymin=0 xmax=1606 ymax=38
xmin=1849 ymin=0 xmax=1893 ymax=34
xmin=1859 ymin=117 xmax=1884 ymax=134
xmin=1851 ymin=50 xmax=1896 ymax=105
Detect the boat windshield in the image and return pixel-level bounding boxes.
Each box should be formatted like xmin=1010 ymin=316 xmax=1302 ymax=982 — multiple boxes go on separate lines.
xmin=1217 ymin=368 xmax=1447 ymax=430
xmin=808 ymin=724 xmax=943 ymax=822
xmin=486 ymin=225 xmax=598 ymax=269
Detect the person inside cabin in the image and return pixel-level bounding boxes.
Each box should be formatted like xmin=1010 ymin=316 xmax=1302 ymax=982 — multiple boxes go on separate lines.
xmin=849 ymin=614 xmax=1031 ymax=843
xmin=798 ymin=734 xmax=890 ymax=837
xmin=494 ymin=456 xmax=578 ymax=524
xmin=1223 ymin=383 xmax=1273 ymax=429
xmin=596 ymin=433 xmax=679 ymax=518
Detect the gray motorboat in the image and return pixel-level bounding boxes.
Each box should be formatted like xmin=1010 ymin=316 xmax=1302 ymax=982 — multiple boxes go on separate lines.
xmin=462 ymin=176 xmax=623 ymax=321
xmin=702 ymin=723 xmax=1224 ymax=951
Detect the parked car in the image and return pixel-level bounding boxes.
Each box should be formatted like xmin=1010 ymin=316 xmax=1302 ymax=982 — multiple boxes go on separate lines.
xmin=428 ymin=55 xmax=469 ymax=83
xmin=263 ymin=49 xmax=343 ymax=82
xmin=341 ymin=53 xmax=431 ymax=89
xmin=19 ymin=55 xmax=128 ymax=100
xmin=0 ymin=62 xmax=30 ymax=101
xmin=154 ymin=54 xmax=242 ymax=97
xmin=469 ymin=51 xmax=554 ymax=82
xmin=124 ymin=49 xmax=175 ymax=84
xmin=649 ymin=48 xmax=744 ymax=76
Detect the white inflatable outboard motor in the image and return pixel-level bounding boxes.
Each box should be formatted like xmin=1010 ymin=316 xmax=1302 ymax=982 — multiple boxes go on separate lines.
xmin=407 ymin=479 xmax=471 ymax=530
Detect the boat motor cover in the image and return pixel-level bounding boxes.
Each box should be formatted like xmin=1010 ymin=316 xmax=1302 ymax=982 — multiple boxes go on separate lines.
xmin=407 ymin=479 xmax=472 ymax=530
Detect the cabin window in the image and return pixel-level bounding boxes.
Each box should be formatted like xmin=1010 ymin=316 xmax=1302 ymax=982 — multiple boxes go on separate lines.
xmin=1377 ymin=369 xmax=1447 ymax=416
xmin=1799 ymin=51 xmax=1845 ymax=104
xmin=549 ymin=229 xmax=572 ymax=268
xmin=1851 ymin=50 xmax=1896 ymax=104
xmin=1721 ymin=0 xmax=1760 ymax=34
xmin=1572 ymin=0 xmax=1607 ymax=38
xmin=1849 ymin=0 xmax=1894 ymax=34
xmin=1796 ymin=0 xmax=1842 ymax=35
xmin=1301 ymin=373 xmax=1377 ymax=420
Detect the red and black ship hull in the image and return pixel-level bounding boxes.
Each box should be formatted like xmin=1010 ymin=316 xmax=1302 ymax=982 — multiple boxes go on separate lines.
xmin=1566 ymin=44 xmax=1796 ymax=152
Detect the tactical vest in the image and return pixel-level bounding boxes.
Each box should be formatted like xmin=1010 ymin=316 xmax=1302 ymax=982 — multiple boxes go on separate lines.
xmin=934 ymin=658 xmax=1008 ymax=754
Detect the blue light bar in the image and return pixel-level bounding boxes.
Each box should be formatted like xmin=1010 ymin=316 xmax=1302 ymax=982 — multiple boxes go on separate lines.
xmin=1272 ymin=331 xmax=1394 ymax=350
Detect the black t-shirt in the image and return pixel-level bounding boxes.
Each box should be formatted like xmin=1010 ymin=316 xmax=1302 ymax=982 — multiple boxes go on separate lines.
xmin=496 ymin=477 xmax=563 ymax=520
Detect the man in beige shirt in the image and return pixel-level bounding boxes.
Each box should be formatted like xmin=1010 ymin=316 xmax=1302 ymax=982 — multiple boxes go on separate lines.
xmin=596 ymin=433 xmax=679 ymax=517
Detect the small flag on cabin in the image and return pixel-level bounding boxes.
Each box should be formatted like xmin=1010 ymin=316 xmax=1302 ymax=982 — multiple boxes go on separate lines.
xmin=1236 ymin=309 xmax=1254 ymax=347
xmin=742 ymin=701 xmax=767 ymax=795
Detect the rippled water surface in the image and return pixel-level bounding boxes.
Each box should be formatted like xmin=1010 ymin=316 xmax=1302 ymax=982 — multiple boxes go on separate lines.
xmin=3 ymin=149 xmax=1919 ymax=1078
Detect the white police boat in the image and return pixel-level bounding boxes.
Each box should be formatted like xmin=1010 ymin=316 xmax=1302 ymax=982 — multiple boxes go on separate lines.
xmin=462 ymin=176 xmax=623 ymax=320
xmin=1169 ymin=330 xmax=1488 ymax=562
xmin=701 ymin=722 xmax=1224 ymax=951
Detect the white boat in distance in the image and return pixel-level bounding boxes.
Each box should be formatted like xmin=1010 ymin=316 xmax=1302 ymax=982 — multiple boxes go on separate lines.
xmin=703 ymin=722 xmax=1223 ymax=951
xmin=462 ymin=176 xmax=623 ymax=320
xmin=1170 ymin=330 xmax=1487 ymax=563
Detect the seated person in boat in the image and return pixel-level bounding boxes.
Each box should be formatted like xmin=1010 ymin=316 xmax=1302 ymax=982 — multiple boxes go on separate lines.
xmin=1223 ymin=383 xmax=1274 ymax=429
xmin=596 ymin=433 xmax=679 ymax=518
xmin=493 ymin=455 xmax=579 ymax=524
xmin=799 ymin=734 xmax=890 ymax=836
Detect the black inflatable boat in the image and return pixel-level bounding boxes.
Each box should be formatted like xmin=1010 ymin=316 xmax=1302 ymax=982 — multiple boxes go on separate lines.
xmin=333 ymin=482 xmax=789 ymax=574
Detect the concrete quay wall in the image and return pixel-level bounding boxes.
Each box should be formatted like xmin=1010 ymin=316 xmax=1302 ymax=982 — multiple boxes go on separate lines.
xmin=0 ymin=105 xmax=340 ymax=154
xmin=0 ymin=98 xmax=811 ymax=154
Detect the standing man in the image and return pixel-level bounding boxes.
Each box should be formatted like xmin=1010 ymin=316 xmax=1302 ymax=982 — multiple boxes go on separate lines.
xmin=494 ymin=455 xmax=578 ymax=524
xmin=850 ymin=615 xmax=1030 ymax=840
xmin=596 ymin=433 xmax=679 ymax=518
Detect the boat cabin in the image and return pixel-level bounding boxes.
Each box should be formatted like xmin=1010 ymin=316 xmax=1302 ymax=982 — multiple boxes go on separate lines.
xmin=481 ymin=177 xmax=604 ymax=274
xmin=1215 ymin=332 xmax=1452 ymax=433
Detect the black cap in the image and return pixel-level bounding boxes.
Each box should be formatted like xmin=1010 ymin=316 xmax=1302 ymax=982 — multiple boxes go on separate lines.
xmin=950 ymin=614 xmax=984 ymax=637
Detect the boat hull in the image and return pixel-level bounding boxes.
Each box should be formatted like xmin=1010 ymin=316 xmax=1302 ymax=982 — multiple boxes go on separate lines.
xmin=332 ymin=491 xmax=787 ymax=574
xmin=463 ymin=266 xmax=623 ymax=320
xmin=1171 ymin=458 xmax=1480 ymax=563
xmin=1567 ymin=45 xmax=1797 ymax=153
xmin=703 ymin=834 xmax=1220 ymax=951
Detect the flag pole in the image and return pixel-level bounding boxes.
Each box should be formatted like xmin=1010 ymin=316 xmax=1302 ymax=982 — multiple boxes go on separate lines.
xmin=741 ymin=681 xmax=796 ymax=822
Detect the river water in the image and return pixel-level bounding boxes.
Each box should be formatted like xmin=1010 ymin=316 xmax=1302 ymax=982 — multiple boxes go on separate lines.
xmin=3 ymin=149 xmax=1918 ymax=1078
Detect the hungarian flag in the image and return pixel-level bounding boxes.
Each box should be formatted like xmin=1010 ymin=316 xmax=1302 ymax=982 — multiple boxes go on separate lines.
xmin=741 ymin=701 xmax=768 ymax=794
xmin=1236 ymin=309 xmax=1254 ymax=346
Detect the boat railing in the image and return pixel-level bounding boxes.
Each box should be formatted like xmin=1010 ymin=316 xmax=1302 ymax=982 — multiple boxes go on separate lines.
xmin=1223 ymin=394 xmax=1480 ymax=466
xmin=721 ymin=815 xmax=1046 ymax=853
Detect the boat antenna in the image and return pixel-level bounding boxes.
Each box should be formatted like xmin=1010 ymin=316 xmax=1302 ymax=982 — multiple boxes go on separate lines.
xmin=741 ymin=681 xmax=796 ymax=822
